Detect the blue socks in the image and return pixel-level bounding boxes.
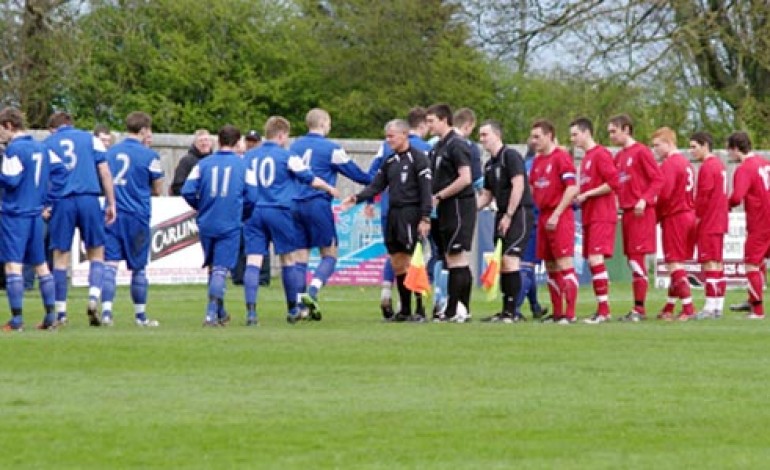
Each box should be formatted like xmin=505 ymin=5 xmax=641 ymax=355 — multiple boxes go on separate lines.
xmin=296 ymin=262 xmax=308 ymax=296
xmin=383 ymin=258 xmax=394 ymax=283
xmin=282 ymin=265 xmax=300 ymax=314
xmin=131 ymin=270 xmax=148 ymax=306
xmin=39 ymin=273 xmax=55 ymax=324
xmin=7 ymin=274 xmax=24 ymax=323
xmin=308 ymin=256 xmax=336 ymax=299
xmin=207 ymin=266 xmax=227 ymax=322
xmin=244 ymin=265 xmax=261 ymax=315
xmin=88 ymin=261 xmax=104 ymax=305
xmin=53 ymin=268 xmax=68 ymax=316
xmin=101 ymin=265 xmax=118 ymax=316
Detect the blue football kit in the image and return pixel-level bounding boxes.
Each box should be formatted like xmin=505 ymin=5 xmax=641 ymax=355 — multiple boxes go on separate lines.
xmin=0 ymin=134 xmax=67 ymax=329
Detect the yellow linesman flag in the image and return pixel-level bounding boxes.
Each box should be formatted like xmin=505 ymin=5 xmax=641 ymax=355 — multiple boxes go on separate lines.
xmin=481 ymin=239 xmax=502 ymax=301
xmin=404 ymin=242 xmax=431 ymax=295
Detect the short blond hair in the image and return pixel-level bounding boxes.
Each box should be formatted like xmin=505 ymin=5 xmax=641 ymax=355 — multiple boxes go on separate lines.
xmin=305 ymin=108 xmax=330 ymax=130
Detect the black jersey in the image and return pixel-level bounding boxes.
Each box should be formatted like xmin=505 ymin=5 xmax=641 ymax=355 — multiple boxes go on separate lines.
xmin=483 ymin=146 xmax=534 ymax=215
xmin=430 ymin=130 xmax=474 ymax=199
xmin=356 ymin=146 xmax=432 ymax=217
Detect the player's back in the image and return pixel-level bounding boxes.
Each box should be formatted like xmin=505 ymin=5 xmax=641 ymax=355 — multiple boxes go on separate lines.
xmin=734 ymin=155 xmax=770 ymax=233
xmin=44 ymin=125 xmax=106 ymax=197
xmin=658 ymin=153 xmax=695 ymax=218
xmin=409 ymin=135 xmax=433 ymax=153
xmin=290 ymin=133 xmax=368 ymax=201
xmin=107 ymin=137 xmax=164 ymax=220
xmin=185 ymin=151 xmax=247 ymax=237
xmin=245 ymin=141 xmax=311 ymax=209
xmin=695 ymin=156 xmax=728 ymax=233
xmin=1 ymin=136 xmax=63 ymax=216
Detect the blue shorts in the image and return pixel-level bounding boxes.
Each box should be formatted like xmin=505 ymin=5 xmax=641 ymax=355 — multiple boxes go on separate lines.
xmin=245 ymin=207 xmax=298 ymax=255
xmin=105 ymin=212 xmax=150 ymax=270
xmin=522 ymin=220 xmax=540 ymax=264
xmin=0 ymin=214 xmax=47 ymax=265
xmin=200 ymin=229 xmax=241 ymax=270
xmin=294 ymin=197 xmax=337 ymax=249
xmin=49 ymin=195 xmax=105 ymax=251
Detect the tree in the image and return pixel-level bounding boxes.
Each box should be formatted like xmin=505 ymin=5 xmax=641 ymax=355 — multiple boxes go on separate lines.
xmin=0 ymin=0 xmax=84 ymax=128
xmin=458 ymin=0 xmax=770 ymax=146
xmin=67 ymin=0 xmax=322 ymax=133
xmin=296 ymin=0 xmax=497 ymax=137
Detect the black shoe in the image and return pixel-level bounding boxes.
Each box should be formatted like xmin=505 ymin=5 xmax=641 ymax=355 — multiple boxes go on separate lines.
xmin=532 ymin=306 xmax=548 ymax=320
xmin=540 ymin=314 xmax=555 ymax=323
xmin=393 ymin=311 xmax=412 ymax=322
xmin=408 ymin=314 xmax=426 ymax=323
xmin=87 ymin=304 xmax=101 ymax=327
xmin=730 ymin=301 xmax=751 ymax=312
xmin=381 ymin=303 xmax=395 ymax=321
xmin=511 ymin=313 xmax=527 ymax=322
xmin=481 ymin=312 xmax=507 ymax=323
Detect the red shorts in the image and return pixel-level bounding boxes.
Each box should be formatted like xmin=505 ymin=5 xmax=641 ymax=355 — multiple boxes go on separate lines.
xmin=536 ymin=210 xmax=575 ymax=262
xmin=661 ymin=211 xmax=696 ymax=262
xmin=744 ymin=231 xmax=770 ymax=265
xmin=621 ymin=208 xmax=656 ymax=256
xmin=696 ymin=232 xmax=724 ymax=263
xmin=583 ymin=221 xmax=616 ymax=258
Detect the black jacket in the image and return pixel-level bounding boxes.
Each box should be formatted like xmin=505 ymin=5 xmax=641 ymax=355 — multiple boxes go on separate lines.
xmin=170 ymin=145 xmax=211 ymax=196
xmin=356 ymin=146 xmax=433 ymax=218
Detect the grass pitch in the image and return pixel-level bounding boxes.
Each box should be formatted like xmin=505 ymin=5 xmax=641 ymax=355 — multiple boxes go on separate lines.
xmin=2 ymin=282 xmax=770 ymax=469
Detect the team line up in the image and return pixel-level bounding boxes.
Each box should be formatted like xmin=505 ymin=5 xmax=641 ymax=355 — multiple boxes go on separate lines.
xmin=0 ymin=105 xmax=766 ymax=330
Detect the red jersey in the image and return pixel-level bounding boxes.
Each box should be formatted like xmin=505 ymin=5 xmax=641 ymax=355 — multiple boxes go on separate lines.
xmin=614 ymin=142 xmax=664 ymax=210
xmin=580 ymin=145 xmax=619 ymax=223
xmin=729 ymin=154 xmax=770 ymax=234
xmin=695 ymin=155 xmax=728 ymax=234
xmin=530 ymin=147 xmax=576 ymax=212
xmin=656 ymin=152 xmax=695 ymax=219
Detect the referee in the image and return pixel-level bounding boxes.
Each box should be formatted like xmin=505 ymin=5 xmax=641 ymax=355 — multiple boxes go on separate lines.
xmin=426 ymin=103 xmax=476 ymax=322
xmin=340 ymin=119 xmax=432 ymax=322
xmin=477 ymin=120 xmax=534 ymax=322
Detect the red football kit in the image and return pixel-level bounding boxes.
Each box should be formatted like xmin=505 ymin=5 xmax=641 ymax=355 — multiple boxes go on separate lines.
xmin=695 ymin=156 xmax=728 ymax=262
xmin=530 ymin=147 xmax=577 ymax=261
xmin=729 ymin=154 xmax=770 ymax=316
xmin=530 ymin=146 xmax=578 ymax=321
xmin=615 ymin=141 xmax=663 ymax=317
xmin=580 ymin=145 xmax=619 ymax=257
xmin=730 ymin=154 xmax=770 ymax=264
xmin=615 ymin=142 xmax=664 ymax=255
xmin=580 ymin=144 xmax=620 ymax=318
xmin=657 ymin=152 xmax=696 ymax=262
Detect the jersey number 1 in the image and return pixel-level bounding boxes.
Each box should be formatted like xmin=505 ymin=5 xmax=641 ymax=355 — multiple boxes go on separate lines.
xmin=210 ymin=167 xmax=232 ymax=197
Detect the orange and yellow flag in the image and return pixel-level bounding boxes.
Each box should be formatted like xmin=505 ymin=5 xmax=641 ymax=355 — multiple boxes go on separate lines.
xmin=481 ymin=239 xmax=502 ymax=301
xmin=404 ymin=242 xmax=431 ymax=295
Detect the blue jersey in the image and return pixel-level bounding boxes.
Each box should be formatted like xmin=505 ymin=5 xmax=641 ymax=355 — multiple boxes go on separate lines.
xmin=290 ymin=133 xmax=370 ymax=201
xmin=44 ymin=125 xmax=107 ymax=197
xmin=0 ymin=135 xmax=67 ymax=216
xmin=181 ymin=150 xmax=248 ymax=237
xmin=244 ymin=141 xmax=314 ymax=209
xmin=107 ymin=137 xmax=164 ymax=220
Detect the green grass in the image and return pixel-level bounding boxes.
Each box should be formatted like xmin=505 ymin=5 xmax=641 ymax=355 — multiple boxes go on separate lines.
xmin=2 ymin=282 xmax=770 ymax=469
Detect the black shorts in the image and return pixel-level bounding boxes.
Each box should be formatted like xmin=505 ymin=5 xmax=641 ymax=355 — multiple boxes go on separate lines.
xmin=436 ymin=196 xmax=477 ymax=254
xmin=385 ymin=206 xmax=422 ymax=255
xmin=495 ymin=207 xmax=533 ymax=258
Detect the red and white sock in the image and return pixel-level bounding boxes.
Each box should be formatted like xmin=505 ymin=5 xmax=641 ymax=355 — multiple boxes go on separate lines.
xmin=628 ymin=255 xmax=648 ymax=313
xmin=547 ymin=271 xmax=563 ymax=318
xmin=747 ymin=270 xmax=764 ymax=316
xmin=672 ymin=269 xmax=694 ymax=315
xmin=561 ymin=268 xmax=579 ymax=320
xmin=590 ymin=263 xmax=610 ymax=316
